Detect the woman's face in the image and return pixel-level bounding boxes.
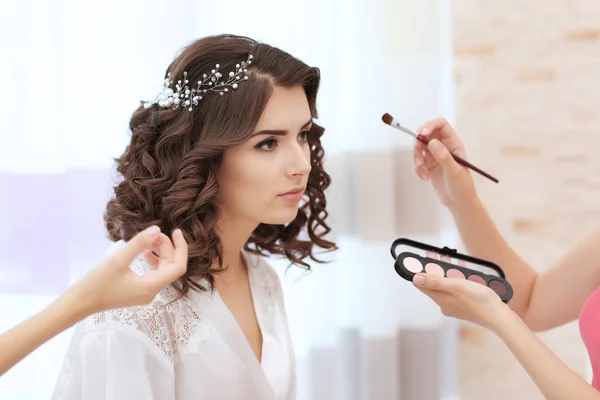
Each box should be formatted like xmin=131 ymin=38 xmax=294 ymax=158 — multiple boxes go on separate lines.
xmin=217 ymin=85 xmax=313 ymax=226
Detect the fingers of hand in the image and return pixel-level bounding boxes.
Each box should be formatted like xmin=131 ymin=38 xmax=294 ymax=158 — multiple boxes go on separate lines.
xmin=108 ymin=229 xmax=187 ymax=307
xmin=427 ymin=139 xmax=463 ymax=178
xmin=414 ymin=274 xmax=483 ymax=320
xmin=413 ymin=139 xmax=441 ymax=181
xmin=155 ymin=232 xmax=175 ymax=262
xmin=416 ymin=167 xmax=430 ymax=181
xmin=416 ymin=121 xmax=434 ymax=137
xmin=148 ymin=229 xmax=188 ymax=287
xmin=171 ymin=229 xmax=189 ymax=275
xmin=413 ymin=144 xmax=432 ymax=180
xmin=415 ymin=286 xmax=456 ymax=316
xmin=140 ymin=263 xmax=185 ymax=298
xmin=418 ymin=117 xmax=456 ymax=140
xmin=416 ymin=117 xmax=450 ymax=141
xmin=420 ymin=273 xmax=499 ymax=305
xmin=147 ymin=240 xmax=162 ymax=259
xmin=144 ymin=249 xmax=160 ymax=268
xmin=427 ymin=139 xmax=450 ymax=161
xmin=417 ymin=116 xmax=466 ymax=155
xmin=413 ymin=141 xmax=425 ymax=168
xmin=116 ymin=226 xmax=161 ymax=264
xmin=413 ymin=273 xmax=459 ymax=294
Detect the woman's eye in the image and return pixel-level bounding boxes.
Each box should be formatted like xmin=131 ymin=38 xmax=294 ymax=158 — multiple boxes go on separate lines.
xmin=298 ymin=131 xmax=309 ymax=142
xmin=256 ymin=138 xmax=278 ymax=152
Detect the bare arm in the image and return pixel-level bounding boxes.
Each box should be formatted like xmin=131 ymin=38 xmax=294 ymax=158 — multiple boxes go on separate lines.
xmin=0 ymin=227 xmax=187 ymax=377
xmin=521 ymin=225 xmax=600 ymax=331
xmin=495 ymin=303 xmax=600 ymax=399
xmin=451 ymin=196 xmax=600 ymax=331
xmin=449 ymin=195 xmax=537 ymax=319
xmin=413 ymin=117 xmax=600 ymax=331
xmin=0 ymin=286 xmax=88 ymax=376
xmin=415 ymin=273 xmax=600 ymax=399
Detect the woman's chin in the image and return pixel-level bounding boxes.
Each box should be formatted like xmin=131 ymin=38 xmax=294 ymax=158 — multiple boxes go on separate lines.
xmin=260 ymin=208 xmax=299 ymax=226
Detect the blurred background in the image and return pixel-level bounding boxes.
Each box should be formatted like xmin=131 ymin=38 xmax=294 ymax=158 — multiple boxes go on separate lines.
xmin=0 ymin=0 xmax=598 ymax=398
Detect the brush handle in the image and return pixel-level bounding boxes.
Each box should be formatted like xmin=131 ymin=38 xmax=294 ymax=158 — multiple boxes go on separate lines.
xmin=417 ymin=134 xmax=499 ymax=183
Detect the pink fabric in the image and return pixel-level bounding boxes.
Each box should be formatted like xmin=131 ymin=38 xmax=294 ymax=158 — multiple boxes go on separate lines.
xmin=579 ymin=285 xmax=600 ymax=389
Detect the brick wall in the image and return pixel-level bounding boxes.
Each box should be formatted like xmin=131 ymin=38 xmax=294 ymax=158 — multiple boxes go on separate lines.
xmin=452 ymin=1 xmax=600 ymax=398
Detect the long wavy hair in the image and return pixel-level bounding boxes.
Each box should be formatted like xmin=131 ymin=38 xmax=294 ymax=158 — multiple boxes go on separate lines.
xmin=105 ymin=34 xmax=337 ymax=296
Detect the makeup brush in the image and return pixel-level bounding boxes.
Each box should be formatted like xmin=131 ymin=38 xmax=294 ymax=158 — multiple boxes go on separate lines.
xmin=381 ymin=113 xmax=499 ymax=183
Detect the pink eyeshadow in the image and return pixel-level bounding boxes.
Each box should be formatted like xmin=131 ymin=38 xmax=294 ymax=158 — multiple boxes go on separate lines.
xmin=446 ymin=268 xmax=465 ymax=279
xmin=403 ymin=257 xmax=423 ymax=273
xmin=467 ymin=274 xmax=486 ymax=285
xmin=424 ymin=263 xmax=444 ymax=276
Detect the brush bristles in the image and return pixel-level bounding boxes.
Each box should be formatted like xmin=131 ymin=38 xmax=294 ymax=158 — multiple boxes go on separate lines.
xmin=381 ymin=113 xmax=393 ymax=125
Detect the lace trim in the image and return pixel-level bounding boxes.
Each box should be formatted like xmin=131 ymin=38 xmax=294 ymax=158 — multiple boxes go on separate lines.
xmin=83 ymin=252 xmax=284 ymax=369
xmin=88 ymin=254 xmax=206 ymax=367
xmin=246 ymin=252 xmax=283 ymax=318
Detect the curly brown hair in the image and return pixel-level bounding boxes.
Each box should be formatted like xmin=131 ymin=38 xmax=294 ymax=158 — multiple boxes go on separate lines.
xmin=104 ymin=34 xmax=337 ymax=296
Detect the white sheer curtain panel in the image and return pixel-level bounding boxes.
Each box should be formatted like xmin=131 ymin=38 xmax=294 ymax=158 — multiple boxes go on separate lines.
xmin=0 ymin=0 xmax=459 ymax=398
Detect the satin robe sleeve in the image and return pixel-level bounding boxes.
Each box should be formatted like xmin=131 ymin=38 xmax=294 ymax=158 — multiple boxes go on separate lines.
xmin=52 ymin=251 xmax=180 ymax=400
xmin=52 ymin=330 xmax=175 ymax=400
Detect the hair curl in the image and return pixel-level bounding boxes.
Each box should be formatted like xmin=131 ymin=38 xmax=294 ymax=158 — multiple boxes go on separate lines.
xmin=105 ymin=34 xmax=337 ymax=296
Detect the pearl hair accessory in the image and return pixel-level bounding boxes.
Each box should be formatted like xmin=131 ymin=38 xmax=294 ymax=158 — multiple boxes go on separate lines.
xmin=143 ymin=55 xmax=253 ymax=111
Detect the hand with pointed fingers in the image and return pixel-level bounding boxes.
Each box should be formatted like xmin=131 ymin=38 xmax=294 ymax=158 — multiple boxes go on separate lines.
xmin=72 ymin=226 xmax=188 ymax=314
xmin=413 ymin=117 xmax=477 ymax=209
xmin=413 ymin=251 xmax=507 ymax=330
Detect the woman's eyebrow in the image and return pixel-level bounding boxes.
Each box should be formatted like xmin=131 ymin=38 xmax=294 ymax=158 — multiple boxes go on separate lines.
xmin=252 ymin=118 xmax=313 ymax=137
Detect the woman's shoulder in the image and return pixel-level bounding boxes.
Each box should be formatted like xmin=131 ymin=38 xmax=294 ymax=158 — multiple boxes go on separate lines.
xmin=75 ymin=245 xmax=209 ymax=362
xmin=244 ymin=250 xmax=289 ymax=302
xmin=245 ymin=250 xmax=282 ymax=280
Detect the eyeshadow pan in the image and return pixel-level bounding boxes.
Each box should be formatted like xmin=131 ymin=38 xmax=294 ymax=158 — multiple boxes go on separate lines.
xmin=403 ymin=257 xmax=423 ymax=273
xmin=467 ymin=274 xmax=486 ymax=285
xmin=424 ymin=263 xmax=444 ymax=276
xmin=463 ymin=263 xmax=501 ymax=277
xmin=489 ymin=280 xmax=508 ymax=297
xmin=446 ymin=268 xmax=465 ymax=279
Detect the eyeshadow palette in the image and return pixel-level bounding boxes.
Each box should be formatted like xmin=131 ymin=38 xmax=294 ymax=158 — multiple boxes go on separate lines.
xmin=390 ymin=237 xmax=513 ymax=303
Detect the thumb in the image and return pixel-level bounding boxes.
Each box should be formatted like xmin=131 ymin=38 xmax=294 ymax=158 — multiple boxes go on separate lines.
xmin=115 ymin=226 xmax=161 ymax=263
xmin=413 ymin=273 xmax=458 ymax=294
xmin=427 ymin=139 xmax=462 ymax=177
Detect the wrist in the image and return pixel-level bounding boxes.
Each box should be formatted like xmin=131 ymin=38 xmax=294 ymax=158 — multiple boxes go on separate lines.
xmin=58 ymin=283 xmax=99 ymax=323
xmin=487 ymin=300 xmax=521 ymax=336
xmin=36 ymin=288 xmax=89 ymax=335
xmin=447 ymin=190 xmax=482 ymax=216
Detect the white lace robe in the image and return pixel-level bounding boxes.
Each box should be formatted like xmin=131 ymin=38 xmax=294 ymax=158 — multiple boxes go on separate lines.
xmin=51 ymin=245 xmax=296 ymax=400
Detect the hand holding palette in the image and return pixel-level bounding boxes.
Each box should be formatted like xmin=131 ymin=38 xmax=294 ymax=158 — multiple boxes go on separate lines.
xmin=390 ymin=238 xmax=513 ymax=303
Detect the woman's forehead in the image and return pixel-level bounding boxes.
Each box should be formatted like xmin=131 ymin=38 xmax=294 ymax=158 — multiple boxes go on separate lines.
xmin=254 ymin=86 xmax=311 ymax=131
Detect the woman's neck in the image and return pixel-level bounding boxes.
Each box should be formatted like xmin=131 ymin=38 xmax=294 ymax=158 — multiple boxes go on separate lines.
xmin=213 ymin=216 xmax=258 ymax=283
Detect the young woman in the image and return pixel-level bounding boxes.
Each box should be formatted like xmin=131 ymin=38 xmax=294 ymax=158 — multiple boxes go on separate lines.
xmin=52 ymin=34 xmax=336 ymax=400
xmin=411 ymin=117 xmax=600 ymax=399
xmin=0 ymin=226 xmax=188 ymax=377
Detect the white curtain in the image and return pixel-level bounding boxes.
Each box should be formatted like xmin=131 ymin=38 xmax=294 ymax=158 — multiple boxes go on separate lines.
xmin=0 ymin=0 xmax=459 ymax=398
